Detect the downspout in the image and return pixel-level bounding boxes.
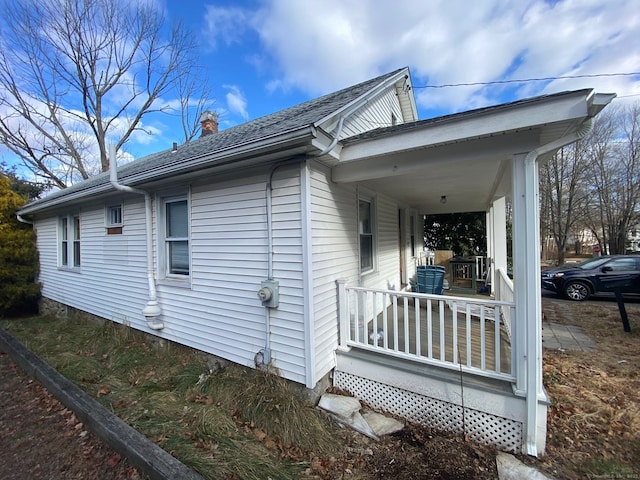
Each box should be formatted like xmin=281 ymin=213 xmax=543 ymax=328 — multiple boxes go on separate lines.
xmin=522 ymin=118 xmax=593 ymax=456
xmin=108 ymin=144 xmax=163 ymax=330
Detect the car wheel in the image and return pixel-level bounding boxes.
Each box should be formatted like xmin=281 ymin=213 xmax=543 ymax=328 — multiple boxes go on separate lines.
xmin=564 ymin=281 xmax=590 ymax=301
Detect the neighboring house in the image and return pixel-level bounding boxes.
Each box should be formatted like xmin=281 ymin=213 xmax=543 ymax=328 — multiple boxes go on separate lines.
xmin=17 ymin=67 xmax=614 ymax=457
xmin=627 ymin=224 xmax=640 ymax=253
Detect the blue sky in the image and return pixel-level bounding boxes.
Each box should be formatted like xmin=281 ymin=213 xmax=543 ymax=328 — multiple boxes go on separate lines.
xmin=162 ymin=0 xmax=638 ymax=140
xmin=3 ymin=0 xmax=640 ymax=167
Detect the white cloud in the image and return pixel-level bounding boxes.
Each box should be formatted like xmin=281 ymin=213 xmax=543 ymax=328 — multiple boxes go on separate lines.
xmin=244 ymin=0 xmax=639 ymax=115
xmin=203 ymin=5 xmax=251 ymax=48
xmin=223 ymin=84 xmax=249 ymax=120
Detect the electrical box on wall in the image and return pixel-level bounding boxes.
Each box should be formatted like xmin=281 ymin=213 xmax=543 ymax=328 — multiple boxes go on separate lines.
xmin=257 ymin=280 xmax=279 ymax=308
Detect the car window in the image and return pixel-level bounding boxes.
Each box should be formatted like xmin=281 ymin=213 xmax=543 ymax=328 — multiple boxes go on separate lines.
xmin=606 ymin=258 xmax=637 ymax=271
xmin=577 ymin=258 xmax=610 ymax=269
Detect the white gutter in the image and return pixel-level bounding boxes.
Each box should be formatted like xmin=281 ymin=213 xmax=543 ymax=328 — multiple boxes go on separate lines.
xmin=522 ymin=118 xmax=594 ymax=457
xmin=17 ymin=214 xmax=33 ymax=225
xmin=108 ymin=144 xmax=163 ymax=330
xmin=18 ymin=127 xmax=316 ymax=216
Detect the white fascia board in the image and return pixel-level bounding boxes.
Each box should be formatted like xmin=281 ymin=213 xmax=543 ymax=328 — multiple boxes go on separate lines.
xmin=339 ymin=91 xmax=594 ymax=162
xmin=314 ymin=68 xmax=412 ymax=132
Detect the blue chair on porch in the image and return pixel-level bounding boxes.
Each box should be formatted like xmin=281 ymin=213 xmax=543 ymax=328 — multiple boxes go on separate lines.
xmin=416 ymin=265 xmax=445 ymax=294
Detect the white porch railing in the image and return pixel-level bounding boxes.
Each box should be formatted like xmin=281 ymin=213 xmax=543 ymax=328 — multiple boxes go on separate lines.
xmin=494 ymin=267 xmax=514 ymax=338
xmin=337 ymin=280 xmax=516 ymax=383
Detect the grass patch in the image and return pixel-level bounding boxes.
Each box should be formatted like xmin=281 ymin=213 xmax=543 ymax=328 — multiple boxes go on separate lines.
xmin=539 ymin=298 xmax=640 ymax=480
xmin=0 ymin=315 xmax=336 ymax=480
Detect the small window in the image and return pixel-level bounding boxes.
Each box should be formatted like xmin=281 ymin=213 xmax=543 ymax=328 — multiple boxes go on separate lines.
xmin=59 ymin=214 xmax=81 ymax=268
xmin=161 ymin=194 xmax=190 ymax=277
xmin=359 ymin=197 xmax=375 ymax=273
xmin=106 ymin=204 xmax=123 ymax=234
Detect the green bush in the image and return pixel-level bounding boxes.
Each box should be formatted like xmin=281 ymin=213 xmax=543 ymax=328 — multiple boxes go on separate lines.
xmin=0 ymin=174 xmax=40 ymax=316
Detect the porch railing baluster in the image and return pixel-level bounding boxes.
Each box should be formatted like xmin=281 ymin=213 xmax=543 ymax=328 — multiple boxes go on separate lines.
xmin=392 ymin=294 xmax=399 ymax=351
xmin=451 ymin=300 xmax=458 ymax=364
xmin=353 ymin=289 xmax=360 ymax=344
xmin=439 ymin=299 xmax=446 ymax=362
xmin=465 ymin=303 xmax=472 ymax=367
xmin=414 ymin=297 xmax=421 ymax=357
xmin=402 ymin=295 xmax=409 ymax=353
xmin=494 ymin=305 xmax=501 ymax=373
xmin=338 ymin=284 xmax=515 ymax=383
xmin=480 ymin=306 xmax=486 ymax=370
xmin=427 ymin=299 xmax=433 ymax=359
xmin=382 ymin=292 xmax=388 ymax=349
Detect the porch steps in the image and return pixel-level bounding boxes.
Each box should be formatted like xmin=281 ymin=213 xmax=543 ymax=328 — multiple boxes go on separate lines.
xmin=334 ymin=347 xmax=527 ymax=453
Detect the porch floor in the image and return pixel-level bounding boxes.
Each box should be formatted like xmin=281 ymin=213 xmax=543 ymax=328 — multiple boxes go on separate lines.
xmin=363 ymin=295 xmax=512 ymax=375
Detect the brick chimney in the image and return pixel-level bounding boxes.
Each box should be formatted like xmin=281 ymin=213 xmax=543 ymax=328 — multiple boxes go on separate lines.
xmin=200 ymin=111 xmax=218 ymax=137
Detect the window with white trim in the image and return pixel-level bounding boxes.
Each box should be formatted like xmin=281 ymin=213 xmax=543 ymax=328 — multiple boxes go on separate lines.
xmin=106 ymin=204 xmax=122 ymax=226
xmin=359 ymin=196 xmax=375 ymax=273
xmin=106 ymin=204 xmax=123 ymax=234
xmin=160 ymin=194 xmax=190 ymax=277
xmin=59 ymin=214 xmax=81 ymax=268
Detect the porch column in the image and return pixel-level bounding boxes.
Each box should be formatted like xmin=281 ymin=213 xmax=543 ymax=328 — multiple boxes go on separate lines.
xmin=512 ymin=153 xmax=545 ymax=456
xmin=487 ymin=197 xmax=508 ymax=298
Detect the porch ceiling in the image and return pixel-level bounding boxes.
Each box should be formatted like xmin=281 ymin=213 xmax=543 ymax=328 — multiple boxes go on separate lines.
xmin=337 ymin=129 xmax=542 ymax=214
xmin=332 ymin=89 xmax=614 ymax=215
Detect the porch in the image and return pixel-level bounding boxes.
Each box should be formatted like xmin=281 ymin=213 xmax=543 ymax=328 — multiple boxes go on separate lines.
xmin=333 ymin=273 xmax=534 ymax=453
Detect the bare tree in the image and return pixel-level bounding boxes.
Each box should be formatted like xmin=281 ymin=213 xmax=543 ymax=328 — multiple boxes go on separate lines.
xmin=539 ymin=144 xmax=591 ymax=264
xmin=584 ymin=104 xmax=640 ymax=254
xmin=0 ymin=0 xmax=211 ymax=188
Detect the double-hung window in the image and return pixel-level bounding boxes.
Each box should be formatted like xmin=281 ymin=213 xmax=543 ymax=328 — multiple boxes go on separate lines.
xmin=359 ymin=196 xmax=376 ymax=273
xmin=162 ymin=195 xmax=190 ymax=277
xmin=59 ymin=214 xmax=81 ymax=268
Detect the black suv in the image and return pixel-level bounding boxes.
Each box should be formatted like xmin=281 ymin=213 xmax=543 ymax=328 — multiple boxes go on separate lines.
xmin=541 ymin=255 xmax=640 ymax=301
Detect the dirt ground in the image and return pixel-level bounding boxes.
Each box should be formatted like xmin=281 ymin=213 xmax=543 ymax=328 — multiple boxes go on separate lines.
xmin=1 ymin=294 xmax=639 ymax=479
xmin=0 ymin=351 xmax=144 ymax=480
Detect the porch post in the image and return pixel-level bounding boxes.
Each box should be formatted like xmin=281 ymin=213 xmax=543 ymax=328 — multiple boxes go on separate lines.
xmin=512 ymin=153 xmax=544 ymax=456
xmin=336 ymin=279 xmax=349 ymax=351
xmin=488 ymin=197 xmax=508 ymax=299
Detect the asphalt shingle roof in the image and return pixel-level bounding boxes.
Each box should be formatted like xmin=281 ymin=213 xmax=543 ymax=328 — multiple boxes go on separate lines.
xmin=21 ymin=68 xmax=407 ymax=213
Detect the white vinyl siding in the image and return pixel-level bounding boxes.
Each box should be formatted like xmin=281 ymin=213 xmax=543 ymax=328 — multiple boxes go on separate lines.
xmin=189 ymin=167 xmax=306 ymax=382
xmin=39 ymin=199 xmax=149 ymax=322
xmin=36 ymin=168 xmax=307 ymax=384
xmin=309 ymin=163 xmax=358 ymax=380
xmin=340 ymin=89 xmax=404 ymax=139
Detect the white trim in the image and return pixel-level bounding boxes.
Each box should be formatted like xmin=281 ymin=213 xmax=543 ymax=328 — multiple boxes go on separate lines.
xmin=357 ymin=188 xmax=377 ymax=276
xmin=105 ymin=203 xmax=123 ymax=228
xmin=157 ymin=189 xmax=191 ymax=283
xmin=58 ymin=212 xmax=81 ymax=270
xmin=301 ymin=161 xmax=315 ymax=388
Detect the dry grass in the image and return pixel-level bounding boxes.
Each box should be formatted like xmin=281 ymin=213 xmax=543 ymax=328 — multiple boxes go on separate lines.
xmin=4 ymin=299 xmax=639 ymax=479
xmin=0 ymin=316 xmax=336 ymax=480
xmin=536 ymin=297 xmax=640 ymax=479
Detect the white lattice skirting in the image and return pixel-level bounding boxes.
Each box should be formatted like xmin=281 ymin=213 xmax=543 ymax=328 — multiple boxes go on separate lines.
xmin=334 ymin=371 xmax=523 ymax=453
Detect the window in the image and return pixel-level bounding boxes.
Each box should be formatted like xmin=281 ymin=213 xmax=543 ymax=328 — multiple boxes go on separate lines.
xmin=106 ymin=204 xmax=123 ymax=234
xmin=607 ymin=258 xmax=638 ymax=271
xmin=359 ymin=197 xmax=375 ymax=273
xmin=161 ymin=195 xmax=190 ymax=277
xmin=59 ymin=214 xmax=81 ymax=268
xmin=410 ymin=215 xmax=416 ymax=258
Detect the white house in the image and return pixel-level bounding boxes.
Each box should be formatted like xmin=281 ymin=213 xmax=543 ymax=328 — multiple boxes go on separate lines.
xmin=17 ymin=67 xmax=614 ymax=456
